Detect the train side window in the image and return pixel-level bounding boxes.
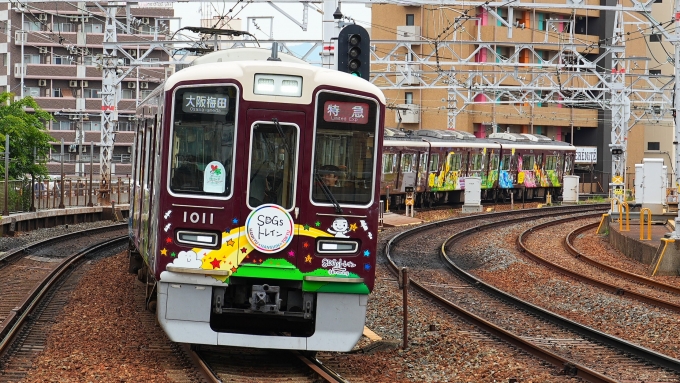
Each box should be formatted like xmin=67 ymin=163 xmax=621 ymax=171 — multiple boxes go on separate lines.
xmin=446 ymin=153 xmax=461 ymax=172
xmin=419 ymin=153 xmax=428 ymax=172
xmin=545 ymin=155 xmax=557 ymax=171
xmin=522 ymin=155 xmax=535 ymax=170
xmin=501 ymin=154 xmax=512 ymax=171
xmin=471 ymin=154 xmax=483 ymax=171
xmin=169 ymin=85 xmax=236 ymax=197
xmin=428 ymin=154 xmax=439 ymax=172
xmin=383 ymin=154 xmax=396 ymax=174
xmin=489 ymin=154 xmax=499 ymax=170
xmin=401 ymin=154 xmax=414 ymax=173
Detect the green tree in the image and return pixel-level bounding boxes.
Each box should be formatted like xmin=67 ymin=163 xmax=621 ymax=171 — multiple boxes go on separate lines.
xmin=0 ymin=92 xmax=54 ymax=179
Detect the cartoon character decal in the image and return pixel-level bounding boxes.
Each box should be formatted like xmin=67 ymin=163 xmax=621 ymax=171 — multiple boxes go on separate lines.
xmin=328 ymin=217 xmax=350 ymax=237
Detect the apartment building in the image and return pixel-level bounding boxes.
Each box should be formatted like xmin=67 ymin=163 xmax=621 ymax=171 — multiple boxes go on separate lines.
xmin=0 ymin=2 xmax=174 ymax=178
xmin=372 ymin=1 xmax=674 ymax=189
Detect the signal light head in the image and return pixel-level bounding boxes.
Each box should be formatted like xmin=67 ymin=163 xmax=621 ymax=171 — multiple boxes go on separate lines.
xmin=349 ymin=47 xmax=360 ymax=58
xmin=349 ymin=59 xmax=361 ymax=71
xmin=349 ymin=34 xmax=361 ymax=46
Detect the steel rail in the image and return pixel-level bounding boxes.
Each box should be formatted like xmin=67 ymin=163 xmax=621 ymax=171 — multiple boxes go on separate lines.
xmin=565 ymin=222 xmax=680 ymax=295
xmin=440 ymin=212 xmax=680 ymax=376
xmin=0 ymin=235 xmax=127 ymax=354
xmin=384 ymin=205 xmax=616 ymax=382
xmin=518 ymin=216 xmax=680 ymax=312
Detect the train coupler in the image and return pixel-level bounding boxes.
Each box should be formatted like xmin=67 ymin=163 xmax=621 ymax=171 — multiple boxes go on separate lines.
xmin=249 ymin=284 xmax=282 ymax=313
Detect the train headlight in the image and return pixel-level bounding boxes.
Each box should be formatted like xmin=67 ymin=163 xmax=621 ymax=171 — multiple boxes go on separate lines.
xmin=176 ymin=230 xmax=219 ymax=247
xmin=316 ymin=239 xmax=359 ymax=254
xmin=254 ymin=74 xmax=302 ymax=97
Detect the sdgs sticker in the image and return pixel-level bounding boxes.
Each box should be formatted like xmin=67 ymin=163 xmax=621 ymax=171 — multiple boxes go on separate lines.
xmin=245 ymin=204 xmax=294 ymax=253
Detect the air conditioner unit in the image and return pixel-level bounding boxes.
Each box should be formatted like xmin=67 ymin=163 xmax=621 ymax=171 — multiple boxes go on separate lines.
xmin=39 ymin=47 xmax=48 ymax=54
xmin=38 ymin=14 xmax=47 ymax=22
xmin=68 ymin=144 xmax=77 ymax=153
xmin=395 ymin=104 xmax=420 ymax=124
xmin=81 ymin=80 xmax=88 ymax=87
xmin=69 ymin=115 xmax=79 ymax=120
xmin=69 ymin=80 xmax=78 ymax=87
xmin=127 ymin=49 xmax=137 ymax=58
xmin=38 ymin=79 xmax=47 ymax=86
xmin=141 ymin=18 xmax=150 ymax=24
xmin=140 ymin=82 xmax=148 ymax=89
xmin=396 ymin=26 xmax=421 ymax=43
xmin=127 ymin=82 xmax=136 ymax=89
xmin=69 ymin=17 xmax=79 ymax=22
xmin=82 ymin=17 xmax=89 ymax=23
xmin=81 ymin=146 xmax=87 ymax=153
xmin=127 ymin=146 xmax=132 ymax=153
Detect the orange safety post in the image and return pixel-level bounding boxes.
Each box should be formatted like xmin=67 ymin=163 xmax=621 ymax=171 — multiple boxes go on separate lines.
xmin=640 ymin=208 xmax=652 ymax=240
xmin=618 ymin=201 xmax=630 ymax=232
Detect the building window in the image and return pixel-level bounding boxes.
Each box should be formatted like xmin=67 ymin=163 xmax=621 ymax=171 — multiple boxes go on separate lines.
xmin=121 ymin=89 xmax=135 ymax=99
xmin=53 ymin=88 xmax=62 ymax=97
xmin=405 ymin=92 xmax=413 ymax=104
xmin=24 ymin=54 xmax=41 ymax=64
xmin=649 ymin=34 xmax=662 ymax=42
xmin=53 ymin=56 xmax=73 ymax=65
xmin=24 ymin=87 xmax=41 ymax=97
xmin=83 ymin=121 xmax=101 ymax=131
xmin=23 ymin=21 xmax=41 ymax=31
xmin=649 ymin=69 xmax=662 ymax=76
xmin=406 ymin=14 xmax=415 ymax=26
xmin=83 ymin=89 xmax=101 ymax=98
xmin=58 ymin=23 xmax=74 ymax=33
xmin=52 ymin=121 xmax=72 ymax=130
xmin=141 ymin=90 xmax=153 ymax=99
xmin=84 ymin=24 xmax=102 ymax=33
xmin=0 ymin=53 xmax=6 ymax=66
xmin=647 ymin=142 xmax=660 ymax=151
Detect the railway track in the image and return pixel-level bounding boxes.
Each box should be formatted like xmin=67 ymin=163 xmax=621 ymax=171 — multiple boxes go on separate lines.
xmin=520 ymin=217 xmax=680 ymax=311
xmin=0 ymin=224 xmax=128 ymax=381
xmin=189 ymin=345 xmax=347 ymax=383
xmin=386 ymin=205 xmax=680 ymax=382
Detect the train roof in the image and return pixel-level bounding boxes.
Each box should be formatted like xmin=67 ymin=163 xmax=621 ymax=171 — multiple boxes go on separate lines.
xmin=383 ymin=128 xmax=575 ymax=150
xmin=165 ymin=48 xmax=386 ymax=105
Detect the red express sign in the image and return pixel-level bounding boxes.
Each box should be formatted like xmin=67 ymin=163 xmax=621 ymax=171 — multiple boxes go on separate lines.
xmin=323 ymin=101 xmax=369 ymax=124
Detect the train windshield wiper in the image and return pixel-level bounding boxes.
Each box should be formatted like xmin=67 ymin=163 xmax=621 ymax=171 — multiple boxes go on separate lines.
xmin=271 ymin=118 xmax=343 ymax=214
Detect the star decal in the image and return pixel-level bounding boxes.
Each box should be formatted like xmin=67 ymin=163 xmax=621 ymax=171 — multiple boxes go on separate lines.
xmin=350 ymin=223 xmax=358 ymax=231
xmin=170 ymin=252 xmax=176 ymax=257
xmin=210 ymin=258 xmax=221 ymax=269
xmin=305 ymin=255 xmax=312 ymax=263
xmin=225 ymin=227 xmax=232 ymax=233
xmin=160 ymin=248 xmax=168 ymax=256
xmin=288 ymin=250 xmax=295 ymax=257
xmin=303 ymin=224 xmax=310 ymax=230
xmin=241 ymin=247 xmax=248 ymax=253
xmin=303 ymin=242 xmax=309 ymax=248
xmin=227 ymin=239 xmax=235 ymax=247
xmin=231 ymin=266 xmax=237 ymax=273
xmin=363 ymin=249 xmax=370 ymax=257
xmin=232 ymin=217 xmax=239 ymax=224
xmin=165 ymin=237 xmax=172 ymax=243
xmin=364 ymin=263 xmax=371 ymax=271
xmin=315 ymin=221 xmax=321 ymax=227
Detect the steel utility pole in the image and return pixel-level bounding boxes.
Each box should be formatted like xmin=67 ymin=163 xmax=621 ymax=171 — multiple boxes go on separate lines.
xmin=673 ymin=0 xmax=680 ymax=237
xmin=609 ymin=5 xmax=629 ymax=204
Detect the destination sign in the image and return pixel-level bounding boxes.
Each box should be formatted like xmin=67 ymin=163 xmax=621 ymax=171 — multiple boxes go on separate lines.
xmin=182 ymin=92 xmax=229 ymax=115
xmin=324 ymin=101 xmax=369 ymax=124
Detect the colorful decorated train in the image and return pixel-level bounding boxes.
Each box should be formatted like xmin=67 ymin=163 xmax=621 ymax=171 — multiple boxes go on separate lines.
xmin=128 ymin=48 xmax=385 ymax=352
xmin=380 ymin=129 xmax=576 ymax=207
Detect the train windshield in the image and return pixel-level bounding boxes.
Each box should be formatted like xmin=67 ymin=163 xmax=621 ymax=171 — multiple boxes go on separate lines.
xmin=248 ymin=122 xmax=298 ymax=209
xmin=313 ymin=92 xmax=379 ymax=205
xmin=169 ymin=85 xmax=237 ymax=196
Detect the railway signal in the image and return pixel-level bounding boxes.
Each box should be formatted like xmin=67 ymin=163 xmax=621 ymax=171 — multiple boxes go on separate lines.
xmin=337 ymin=24 xmax=370 ymax=81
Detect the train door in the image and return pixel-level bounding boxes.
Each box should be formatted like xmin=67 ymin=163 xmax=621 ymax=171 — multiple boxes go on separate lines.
xmin=399 ymin=152 xmax=417 ymax=192
xmin=243 ymin=109 xmax=305 ymax=264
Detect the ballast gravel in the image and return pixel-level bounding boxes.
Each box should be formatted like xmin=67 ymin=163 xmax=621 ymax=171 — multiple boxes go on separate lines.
xmin=6 ymin=205 xmax=595 ymax=383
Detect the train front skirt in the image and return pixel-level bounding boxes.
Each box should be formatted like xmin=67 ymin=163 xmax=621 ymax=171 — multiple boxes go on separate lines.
xmin=157 ymin=270 xmax=368 ymax=351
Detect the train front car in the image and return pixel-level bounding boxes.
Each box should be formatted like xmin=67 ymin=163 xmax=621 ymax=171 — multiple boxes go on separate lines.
xmin=143 ymin=53 xmax=385 ymax=352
